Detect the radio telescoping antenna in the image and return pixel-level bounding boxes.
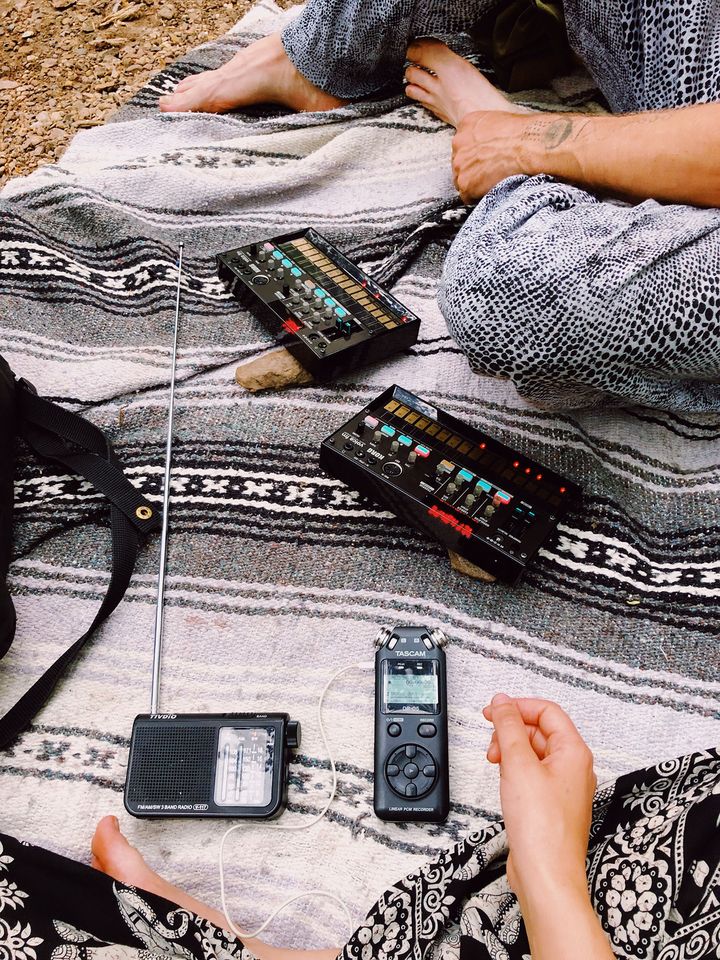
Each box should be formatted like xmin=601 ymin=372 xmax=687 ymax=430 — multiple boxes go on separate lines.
xmin=150 ymin=243 xmax=184 ymax=715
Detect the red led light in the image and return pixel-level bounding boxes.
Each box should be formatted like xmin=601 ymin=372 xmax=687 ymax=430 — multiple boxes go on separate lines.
xmin=524 ymin=467 xmax=531 ymax=475
xmin=374 ymin=292 xmax=381 ymax=299
xmin=536 ymin=473 xmax=543 ymax=480
xmin=560 ymin=486 xmax=566 ymax=494
xmin=479 ymin=442 xmax=487 ymax=449
xmin=513 ymin=460 xmax=520 ymax=468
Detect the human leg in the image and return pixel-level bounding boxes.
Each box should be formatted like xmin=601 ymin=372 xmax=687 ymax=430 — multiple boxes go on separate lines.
xmin=561 ymin=0 xmax=720 ymax=112
xmin=440 ymin=175 xmax=720 ymax=411
xmin=160 ymin=0 xmax=498 ymax=114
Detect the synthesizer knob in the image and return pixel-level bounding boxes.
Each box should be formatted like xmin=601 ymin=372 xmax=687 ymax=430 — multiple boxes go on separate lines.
xmin=484 ymin=504 xmax=496 ymax=519
xmin=391 ymin=440 xmax=399 ymax=453
xmin=446 ymin=482 xmax=457 ymax=496
xmin=249 ymin=243 xmax=258 ymax=256
xmin=464 ymin=494 xmax=475 ymax=508
xmin=407 ymin=451 xmax=417 ymax=465
xmin=282 ymin=283 xmax=291 ymax=296
xmin=373 ymin=430 xmax=382 ymax=443
xmin=258 ymin=249 xmax=268 ymax=262
xmin=358 ymin=414 xmax=379 ymax=435
xmin=323 ymin=307 xmax=334 ymax=319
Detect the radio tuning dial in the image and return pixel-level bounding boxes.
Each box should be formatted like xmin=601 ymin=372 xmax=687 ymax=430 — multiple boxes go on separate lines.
xmin=286 ymin=720 xmax=302 ymax=749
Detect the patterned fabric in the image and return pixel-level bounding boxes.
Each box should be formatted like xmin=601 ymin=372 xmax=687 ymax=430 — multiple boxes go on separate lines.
xmin=283 ymin=0 xmax=720 ymax=411
xmin=1 ymin=750 xmax=718 ymax=958
xmin=1 ymin=0 xmax=719 ymax=955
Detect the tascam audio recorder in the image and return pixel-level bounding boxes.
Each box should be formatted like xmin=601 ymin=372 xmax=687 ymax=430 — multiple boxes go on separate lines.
xmin=320 ymin=386 xmax=581 ymax=584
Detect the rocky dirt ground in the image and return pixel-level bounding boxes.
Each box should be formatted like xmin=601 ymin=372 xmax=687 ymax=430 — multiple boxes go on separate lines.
xmin=0 ymin=0 xmax=296 ymax=188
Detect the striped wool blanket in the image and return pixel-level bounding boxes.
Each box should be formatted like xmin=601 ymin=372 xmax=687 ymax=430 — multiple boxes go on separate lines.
xmin=1 ymin=0 xmax=718 ymax=948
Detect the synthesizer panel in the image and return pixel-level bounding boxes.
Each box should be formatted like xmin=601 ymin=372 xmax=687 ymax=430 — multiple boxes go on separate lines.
xmin=217 ymin=229 xmax=420 ymax=380
xmin=320 ymin=386 xmax=580 ymax=583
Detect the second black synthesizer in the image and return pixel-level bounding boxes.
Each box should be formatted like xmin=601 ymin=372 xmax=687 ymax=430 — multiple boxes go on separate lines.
xmin=320 ymin=386 xmax=581 ymax=584
xmin=217 ymin=229 xmax=420 ymax=380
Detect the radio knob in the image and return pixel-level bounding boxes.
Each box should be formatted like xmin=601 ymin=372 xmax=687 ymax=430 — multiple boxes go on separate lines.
xmin=286 ymin=720 xmax=301 ymax=750
xmin=390 ymin=440 xmax=399 ymax=453
xmin=373 ymin=430 xmax=382 ymax=443
xmin=408 ymin=451 xmax=417 ymax=465
xmin=258 ymin=249 xmax=268 ymax=262
xmin=446 ymin=482 xmax=457 ymax=496
xmin=464 ymin=494 xmax=475 ymax=507
xmin=484 ymin=504 xmax=496 ymax=518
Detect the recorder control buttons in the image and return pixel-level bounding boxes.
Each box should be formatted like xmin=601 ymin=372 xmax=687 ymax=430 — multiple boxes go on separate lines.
xmin=387 ymin=723 xmax=402 ymax=737
xmin=385 ymin=744 xmax=436 ymax=799
xmin=418 ymin=723 xmax=437 ymax=738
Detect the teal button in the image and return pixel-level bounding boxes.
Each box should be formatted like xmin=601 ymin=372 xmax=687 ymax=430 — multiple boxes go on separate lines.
xmin=398 ymin=435 xmax=412 ymax=447
xmin=291 ymin=267 xmax=302 ymax=277
xmin=458 ymin=468 xmax=474 ymax=483
xmin=415 ymin=444 xmax=430 ymax=457
xmin=335 ymin=307 xmax=347 ymax=317
xmin=381 ymin=424 xmax=395 ymax=437
xmin=324 ymin=297 xmax=335 ymax=307
xmin=476 ymin=479 xmax=492 ymax=493
xmin=272 ymin=250 xmax=283 ymax=260
xmin=282 ymin=258 xmax=292 ymax=268
xmin=314 ymin=287 xmax=327 ymax=298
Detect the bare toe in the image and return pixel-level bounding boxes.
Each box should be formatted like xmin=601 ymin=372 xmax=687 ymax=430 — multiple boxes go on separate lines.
xmin=91 ymin=815 xmax=160 ymax=890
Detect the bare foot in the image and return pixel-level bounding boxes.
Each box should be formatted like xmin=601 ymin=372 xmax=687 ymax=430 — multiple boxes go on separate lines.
xmin=91 ymin=814 xmax=228 ymax=931
xmin=91 ymin=816 xmax=341 ymax=960
xmin=158 ymin=33 xmax=345 ymax=114
xmin=404 ymin=39 xmax=530 ymax=127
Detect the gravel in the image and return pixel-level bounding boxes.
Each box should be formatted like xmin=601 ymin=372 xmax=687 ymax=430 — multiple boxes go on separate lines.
xmin=0 ymin=0 xmax=299 ymax=188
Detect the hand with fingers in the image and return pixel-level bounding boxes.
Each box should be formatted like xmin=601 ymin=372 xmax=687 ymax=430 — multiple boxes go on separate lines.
xmin=484 ymin=693 xmax=615 ymax=960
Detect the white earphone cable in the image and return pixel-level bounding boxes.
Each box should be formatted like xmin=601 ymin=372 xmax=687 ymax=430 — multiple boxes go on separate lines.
xmin=218 ymin=660 xmax=373 ymax=941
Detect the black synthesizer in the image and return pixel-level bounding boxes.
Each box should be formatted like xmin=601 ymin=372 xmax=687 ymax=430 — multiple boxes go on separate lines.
xmin=217 ymin=229 xmax=420 ymax=380
xmin=320 ymin=386 xmax=581 ymax=584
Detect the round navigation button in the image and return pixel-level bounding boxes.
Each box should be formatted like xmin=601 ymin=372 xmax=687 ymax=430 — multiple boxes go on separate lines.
xmin=387 ymin=723 xmax=402 ymax=737
xmin=404 ymin=762 xmax=419 ymax=779
xmin=387 ymin=764 xmax=400 ymax=777
xmin=404 ymin=744 xmax=417 ymax=760
xmin=382 ymin=462 xmax=402 ymax=477
xmin=405 ymin=783 xmax=418 ymax=798
xmin=422 ymin=764 xmax=436 ymax=778
xmin=251 ymin=274 xmax=269 ymax=285
xmin=418 ymin=723 xmax=437 ymax=738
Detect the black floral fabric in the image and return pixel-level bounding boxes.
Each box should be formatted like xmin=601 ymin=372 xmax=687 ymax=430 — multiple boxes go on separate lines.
xmin=2 ymin=750 xmax=718 ymax=959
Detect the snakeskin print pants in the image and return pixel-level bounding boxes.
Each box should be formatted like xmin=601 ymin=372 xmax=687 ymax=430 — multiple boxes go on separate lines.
xmin=283 ymin=0 xmax=720 ymax=410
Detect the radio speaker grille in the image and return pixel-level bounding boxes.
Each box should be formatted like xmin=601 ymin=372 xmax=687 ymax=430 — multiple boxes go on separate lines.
xmin=127 ymin=725 xmax=215 ymax=804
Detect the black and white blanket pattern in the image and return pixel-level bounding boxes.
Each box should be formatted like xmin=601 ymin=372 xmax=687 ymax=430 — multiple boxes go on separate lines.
xmin=0 ymin=0 xmax=719 ymax=952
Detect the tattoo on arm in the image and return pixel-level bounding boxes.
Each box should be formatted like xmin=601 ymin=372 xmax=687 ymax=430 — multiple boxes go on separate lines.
xmin=523 ymin=116 xmax=590 ymax=150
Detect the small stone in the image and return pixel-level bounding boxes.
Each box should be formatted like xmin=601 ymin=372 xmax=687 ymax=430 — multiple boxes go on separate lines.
xmin=235 ymin=348 xmax=314 ymax=393
xmin=0 ymin=79 xmax=18 ymax=90
xmin=448 ymin=551 xmax=496 ymax=583
xmin=157 ymin=3 xmax=175 ymax=17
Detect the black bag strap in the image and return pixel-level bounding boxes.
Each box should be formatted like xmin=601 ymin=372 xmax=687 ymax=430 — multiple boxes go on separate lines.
xmin=0 ymin=381 xmax=161 ymax=750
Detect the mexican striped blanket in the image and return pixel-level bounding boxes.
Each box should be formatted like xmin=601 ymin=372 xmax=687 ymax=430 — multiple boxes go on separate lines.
xmin=1 ymin=0 xmax=718 ymax=948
